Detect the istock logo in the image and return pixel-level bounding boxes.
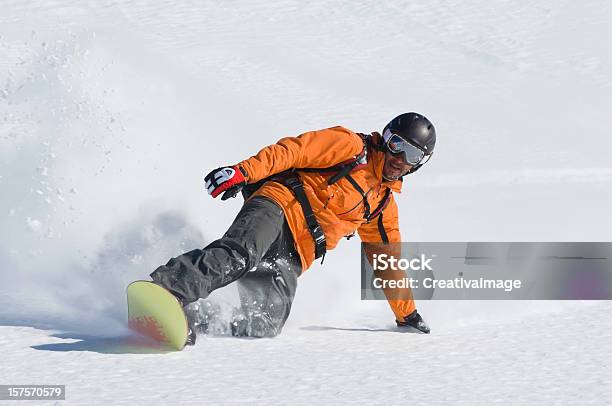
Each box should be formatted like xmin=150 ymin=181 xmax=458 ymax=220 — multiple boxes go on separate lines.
xmin=372 ymin=254 xmax=434 ymax=271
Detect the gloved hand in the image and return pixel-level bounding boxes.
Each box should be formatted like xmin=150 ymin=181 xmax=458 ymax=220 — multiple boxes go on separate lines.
xmin=396 ymin=310 xmax=430 ymax=334
xmin=205 ymin=165 xmax=247 ymax=200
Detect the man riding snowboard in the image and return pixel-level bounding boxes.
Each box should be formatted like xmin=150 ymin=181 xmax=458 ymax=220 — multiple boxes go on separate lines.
xmin=151 ymin=112 xmax=436 ymax=343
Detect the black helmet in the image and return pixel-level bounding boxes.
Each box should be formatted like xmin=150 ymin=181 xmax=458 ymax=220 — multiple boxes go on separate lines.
xmin=382 ymin=112 xmax=436 ymax=174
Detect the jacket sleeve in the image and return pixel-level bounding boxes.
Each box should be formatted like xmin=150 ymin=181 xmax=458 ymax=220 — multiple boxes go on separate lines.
xmin=236 ymin=126 xmax=363 ymax=183
xmin=357 ymin=194 xmax=416 ymax=321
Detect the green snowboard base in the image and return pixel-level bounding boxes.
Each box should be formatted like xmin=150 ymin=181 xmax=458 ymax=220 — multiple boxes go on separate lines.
xmin=127 ymin=281 xmax=189 ymax=351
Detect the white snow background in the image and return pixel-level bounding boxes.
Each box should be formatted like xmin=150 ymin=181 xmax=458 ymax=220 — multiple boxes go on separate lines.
xmin=1 ymin=1 xmax=611 ymax=404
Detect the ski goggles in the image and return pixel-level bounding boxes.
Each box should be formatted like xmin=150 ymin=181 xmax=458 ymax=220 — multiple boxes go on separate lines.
xmin=385 ymin=133 xmax=427 ymax=165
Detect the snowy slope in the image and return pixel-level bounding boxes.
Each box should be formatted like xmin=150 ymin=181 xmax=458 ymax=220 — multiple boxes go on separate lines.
xmin=1 ymin=1 xmax=612 ymax=404
xmin=2 ymin=301 xmax=611 ymax=405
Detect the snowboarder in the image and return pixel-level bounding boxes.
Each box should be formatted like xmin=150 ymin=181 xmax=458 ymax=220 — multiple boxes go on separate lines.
xmin=150 ymin=112 xmax=436 ymax=342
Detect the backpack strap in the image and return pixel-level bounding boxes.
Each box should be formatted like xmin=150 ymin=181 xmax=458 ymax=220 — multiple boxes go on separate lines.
xmin=368 ymin=188 xmax=391 ymax=222
xmin=272 ymin=171 xmax=327 ymax=262
xmin=377 ymin=213 xmax=389 ymax=244
xmin=345 ymin=174 xmax=371 ymax=220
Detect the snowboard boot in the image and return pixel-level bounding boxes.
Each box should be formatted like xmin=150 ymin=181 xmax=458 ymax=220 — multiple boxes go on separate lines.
xmin=185 ymin=319 xmax=197 ymax=346
xmin=397 ymin=310 xmax=430 ymax=334
xmin=182 ymin=303 xmax=197 ymax=346
xmin=184 ymin=300 xmax=231 ymax=336
xmin=230 ymin=307 xmax=281 ymax=338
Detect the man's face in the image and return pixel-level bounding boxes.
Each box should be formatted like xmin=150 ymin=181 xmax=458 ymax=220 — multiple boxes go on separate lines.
xmin=382 ymin=151 xmax=413 ymax=180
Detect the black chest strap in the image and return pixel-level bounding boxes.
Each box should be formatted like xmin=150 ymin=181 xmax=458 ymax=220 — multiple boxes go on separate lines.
xmin=344 ymin=175 xmax=392 ymax=224
xmin=369 ymin=188 xmax=391 ymax=221
xmin=345 ymin=174 xmax=371 ymax=220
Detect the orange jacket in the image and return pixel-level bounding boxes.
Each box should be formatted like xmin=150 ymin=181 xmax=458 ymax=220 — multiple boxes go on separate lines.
xmin=236 ymin=126 xmax=415 ymax=320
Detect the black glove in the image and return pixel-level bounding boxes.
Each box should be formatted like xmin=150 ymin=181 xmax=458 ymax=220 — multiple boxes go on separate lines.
xmin=396 ymin=310 xmax=430 ymax=334
xmin=205 ymin=166 xmax=247 ymax=200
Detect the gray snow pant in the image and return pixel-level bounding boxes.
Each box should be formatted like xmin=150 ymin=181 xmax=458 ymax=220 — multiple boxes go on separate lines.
xmin=150 ymin=196 xmax=301 ymax=337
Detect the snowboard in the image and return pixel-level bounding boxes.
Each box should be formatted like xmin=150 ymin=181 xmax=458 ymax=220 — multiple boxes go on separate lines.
xmin=127 ymin=280 xmax=189 ymax=350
